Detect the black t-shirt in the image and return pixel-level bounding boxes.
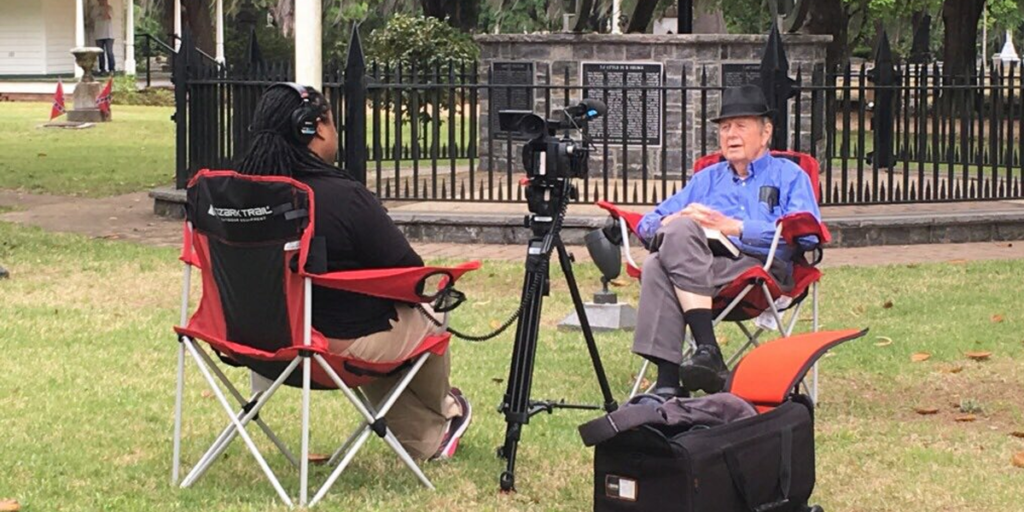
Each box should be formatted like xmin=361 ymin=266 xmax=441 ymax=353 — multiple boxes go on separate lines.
xmin=296 ymin=170 xmax=423 ymax=339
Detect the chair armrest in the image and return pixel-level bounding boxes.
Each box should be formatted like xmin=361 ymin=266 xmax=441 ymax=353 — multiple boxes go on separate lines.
xmin=180 ymin=222 xmax=202 ymax=268
xmin=308 ymin=261 xmax=481 ymax=303
xmin=596 ymin=200 xmax=645 ymax=238
xmin=777 ymin=212 xmax=832 ymax=247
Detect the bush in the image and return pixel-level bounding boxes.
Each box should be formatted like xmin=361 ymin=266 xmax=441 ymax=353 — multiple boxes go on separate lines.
xmin=112 ymin=75 xmax=175 ymax=107
xmin=366 ymin=14 xmax=479 ymax=72
xmin=366 ymin=15 xmax=479 ymax=137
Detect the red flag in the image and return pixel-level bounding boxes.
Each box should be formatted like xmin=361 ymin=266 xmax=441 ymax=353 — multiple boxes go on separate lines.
xmin=96 ymin=78 xmax=113 ymax=115
xmin=50 ymin=80 xmax=65 ymax=120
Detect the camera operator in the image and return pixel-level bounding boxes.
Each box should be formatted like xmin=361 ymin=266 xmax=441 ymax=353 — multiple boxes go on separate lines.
xmin=234 ymin=83 xmax=471 ymax=461
xmin=632 ymin=85 xmax=822 ymax=397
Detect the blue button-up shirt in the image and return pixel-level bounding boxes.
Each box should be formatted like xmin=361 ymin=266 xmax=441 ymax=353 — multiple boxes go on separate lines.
xmin=637 ymin=151 xmax=822 ymax=263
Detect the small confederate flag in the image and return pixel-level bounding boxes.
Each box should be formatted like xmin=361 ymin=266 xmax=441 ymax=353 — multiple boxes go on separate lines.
xmin=50 ymin=80 xmax=65 ymax=120
xmin=96 ymin=78 xmax=113 ymax=115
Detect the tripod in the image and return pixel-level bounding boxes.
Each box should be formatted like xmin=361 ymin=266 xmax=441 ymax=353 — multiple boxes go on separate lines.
xmin=496 ymin=178 xmax=617 ymax=492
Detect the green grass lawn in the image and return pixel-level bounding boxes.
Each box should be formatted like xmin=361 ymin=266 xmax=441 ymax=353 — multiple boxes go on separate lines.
xmin=0 ymin=102 xmax=175 ymax=197
xmin=2 ymin=222 xmax=1024 ymax=511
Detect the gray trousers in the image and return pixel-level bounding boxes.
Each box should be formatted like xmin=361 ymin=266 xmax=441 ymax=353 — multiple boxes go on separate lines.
xmin=632 ymin=217 xmax=792 ymax=365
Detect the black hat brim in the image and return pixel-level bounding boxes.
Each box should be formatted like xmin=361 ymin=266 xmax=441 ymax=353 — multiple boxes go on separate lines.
xmin=711 ymin=107 xmax=773 ymax=123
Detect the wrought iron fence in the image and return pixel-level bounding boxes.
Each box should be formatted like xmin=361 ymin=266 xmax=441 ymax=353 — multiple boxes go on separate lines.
xmin=174 ymin=28 xmax=1024 ymax=206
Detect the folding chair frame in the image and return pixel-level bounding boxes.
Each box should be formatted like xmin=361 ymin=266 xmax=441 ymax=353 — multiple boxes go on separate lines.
xmin=171 ymin=244 xmax=440 ymax=508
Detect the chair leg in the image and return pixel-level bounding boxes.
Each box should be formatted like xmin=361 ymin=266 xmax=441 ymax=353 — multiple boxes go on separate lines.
xmin=628 ymin=359 xmax=651 ymax=398
xmin=180 ymin=339 xmax=296 ymax=507
xmin=300 ymin=355 xmax=311 ymax=506
xmin=310 ymin=352 xmax=435 ymax=505
xmin=190 ymin=343 xmax=299 ymax=467
xmin=172 ymin=341 xmax=186 ymax=485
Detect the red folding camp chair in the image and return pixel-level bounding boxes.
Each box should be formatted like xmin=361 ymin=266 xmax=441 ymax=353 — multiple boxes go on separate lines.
xmin=171 ymin=170 xmax=480 ymax=507
xmin=597 ymin=150 xmax=830 ymax=400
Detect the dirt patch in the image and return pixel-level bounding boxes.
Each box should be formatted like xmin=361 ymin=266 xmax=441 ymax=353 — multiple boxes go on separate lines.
xmin=0 ymin=190 xmax=181 ymax=247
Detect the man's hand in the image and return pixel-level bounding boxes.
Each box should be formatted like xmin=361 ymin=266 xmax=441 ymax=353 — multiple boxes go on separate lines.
xmin=675 ymin=203 xmax=743 ymax=237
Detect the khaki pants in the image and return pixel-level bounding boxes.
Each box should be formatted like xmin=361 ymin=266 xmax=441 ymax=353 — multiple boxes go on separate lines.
xmin=327 ymin=305 xmax=462 ymax=460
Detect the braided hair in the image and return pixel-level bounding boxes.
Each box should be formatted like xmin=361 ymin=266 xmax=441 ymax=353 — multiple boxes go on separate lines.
xmin=236 ymin=85 xmax=351 ymax=179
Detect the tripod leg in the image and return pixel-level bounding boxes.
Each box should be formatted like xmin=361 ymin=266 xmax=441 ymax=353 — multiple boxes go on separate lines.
xmin=555 ymin=239 xmax=617 ymax=412
xmin=498 ymin=240 xmax=548 ymax=492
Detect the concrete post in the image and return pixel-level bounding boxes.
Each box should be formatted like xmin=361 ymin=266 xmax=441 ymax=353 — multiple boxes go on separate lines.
xmin=215 ymin=0 xmax=225 ymax=64
xmin=125 ymin=0 xmax=137 ymax=75
xmin=75 ymin=0 xmax=85 ymax=78
xmin=294 ymin=0 xmax=322 ymax=89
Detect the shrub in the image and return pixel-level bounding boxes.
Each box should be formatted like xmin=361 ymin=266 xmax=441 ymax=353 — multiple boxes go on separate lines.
xmin=112 ymin=75 xmax=175 ymax=107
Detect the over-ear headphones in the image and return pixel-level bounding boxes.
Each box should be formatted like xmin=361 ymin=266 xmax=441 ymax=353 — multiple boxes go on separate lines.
xmin=267 ymin=82 xmax=321 ymax=145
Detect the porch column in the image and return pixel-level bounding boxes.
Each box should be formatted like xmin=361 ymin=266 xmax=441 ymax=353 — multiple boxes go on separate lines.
xmin=174 ymin=0 xmax=181 ymax=50
xmin=294 ymin=0 xmax=322 ymax=89
xmin=611 ymin=0 xmax=621 ymax=34
xmin=75 ymin=0 xmax=86 ymax=78
xmin=124 ymin=0 xmax=137 ymax=75
xmin=215 ymin=0 xmax=225 ymax=64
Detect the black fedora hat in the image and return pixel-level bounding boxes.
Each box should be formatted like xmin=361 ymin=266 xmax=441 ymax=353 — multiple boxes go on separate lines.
xmin=711 ymin=84 xmax=772 ymax=123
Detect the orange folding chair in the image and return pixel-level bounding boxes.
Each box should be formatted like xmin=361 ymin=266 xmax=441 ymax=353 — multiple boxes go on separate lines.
xmin=171 ymin=170 xmax=479 ymax=507
xmin=596 ymin=150 xmax=830 ymax=400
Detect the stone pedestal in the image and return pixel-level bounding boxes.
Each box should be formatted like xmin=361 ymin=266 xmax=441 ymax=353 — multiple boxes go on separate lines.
xmin=68 ymin=81 xmax=105 ymax=123
xmin=68 ymin=47 xmax=110 ymax=123
xmin=559 ymin=291 xmax=638 ymax=332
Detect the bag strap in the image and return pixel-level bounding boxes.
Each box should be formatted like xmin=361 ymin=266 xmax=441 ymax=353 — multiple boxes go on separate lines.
xmin=723 ymin=426 xmax=794 ymax=512
xmin=578 ymin=402 xmax=667 ymax=446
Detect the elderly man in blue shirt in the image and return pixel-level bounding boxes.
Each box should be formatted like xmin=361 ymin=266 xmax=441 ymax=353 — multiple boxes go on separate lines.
xmin=633 ymin=84 xmax=821 ymax=396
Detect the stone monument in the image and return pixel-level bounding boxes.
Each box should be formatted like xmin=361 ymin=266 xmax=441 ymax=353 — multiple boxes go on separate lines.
xmin=67 ymin=47 xmax=108 ymax=123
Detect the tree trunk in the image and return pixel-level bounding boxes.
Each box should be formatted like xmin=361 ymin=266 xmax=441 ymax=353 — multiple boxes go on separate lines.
xmin=573 ymin=0 xmax=597 ymax=33
xmin=799 ymin=0 xmax=847 ymax=72
xmin=941 ymin=0 xmax=985 ymax=80
xmin=421 ymin=0 xmax=481 ymax=32
xmin=162 ymin=0 xmax=215 ymax=54
xmin=626 ymin=0 xmax=659 ymax=33
xmin=420 ymin=0 xmax=445 ymax=19
xmin=693 ymin=0 xmax=726 ymax=34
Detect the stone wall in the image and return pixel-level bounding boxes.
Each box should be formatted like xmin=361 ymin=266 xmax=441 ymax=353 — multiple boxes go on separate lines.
xmin=475 ymin=34 xmax=831 ymax=184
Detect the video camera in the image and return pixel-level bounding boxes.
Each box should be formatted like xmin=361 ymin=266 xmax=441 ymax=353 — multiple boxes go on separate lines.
xmin=498 ymin=99 xmax=607 ymax=181
xmin=497 ymin=99 xmax=607 ymax=218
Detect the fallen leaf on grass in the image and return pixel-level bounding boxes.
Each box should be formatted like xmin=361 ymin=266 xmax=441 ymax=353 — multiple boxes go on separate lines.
xmin=991 ymin=314 xmax=1005 ymax=323
xmin=308 ymin=453 xmax=329 ymax=465
xmin=965 ymin=351 xmax=992 ymax=362
xmin=882 ymin=300 xmax=894 ymax=309
xmin=914 ymin=407 xmax=939 ymax=415
xmin=911 ymin=352 xmax=931 ymax=363
xmin=1013 ymin=452 xmax=1024 ymax=469
xmin=201 ymin=390 xmax=213 ymax=399
xmin=489 ymin=319 xmax=501 ymax=330
xmin=874 ymin=336 xmax=893 ymax=347
xmin=609 ymin=279 xmax=629 ymax=287
xmin=938 ymin=364 xmax=964 ymax=374
xmin=955 ymin=415 xmax=977 ymax=423
xmin=0 ymin=500 xmax=19 ymax=512
xmin=1010 ymin=431 xmax=1024 ymax=439
xmin=637 ymin=377 xmax=651 ymax=391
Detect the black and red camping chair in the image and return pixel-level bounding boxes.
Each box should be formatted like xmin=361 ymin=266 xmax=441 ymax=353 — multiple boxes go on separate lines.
xmin=596 ymin=150 xmax=830 ymax=400
xmin=171 ymin=170 xmax=480 ymax=507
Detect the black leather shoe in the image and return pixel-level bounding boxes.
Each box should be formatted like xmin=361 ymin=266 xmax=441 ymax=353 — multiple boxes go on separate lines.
xmin=681 ymin=345 xmax=728 ymax=393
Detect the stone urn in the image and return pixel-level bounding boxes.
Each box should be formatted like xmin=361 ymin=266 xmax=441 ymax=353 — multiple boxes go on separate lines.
xmin=68 ymin=47 xmax=108 ymax=122
xmin=71 ymin=47 xmax=103 ymax=83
